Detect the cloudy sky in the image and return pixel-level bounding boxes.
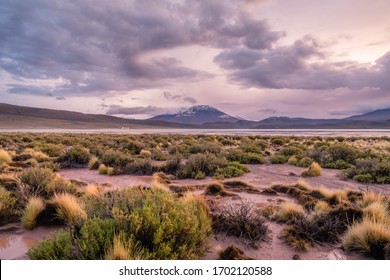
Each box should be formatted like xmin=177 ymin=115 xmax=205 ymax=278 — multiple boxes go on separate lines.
xmin=1 ymin=0 xmax=390 ymax=120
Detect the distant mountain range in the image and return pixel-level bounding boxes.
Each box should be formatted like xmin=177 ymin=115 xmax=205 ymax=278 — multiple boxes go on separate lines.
xmin=1 ymin=102 xmax=390 ymax=129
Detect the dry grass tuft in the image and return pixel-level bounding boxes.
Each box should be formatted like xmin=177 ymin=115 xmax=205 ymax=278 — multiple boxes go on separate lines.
xmin=84 ymin=184 xmax=104 ymax=197
xmin=363 ymin=202 xmax=390 ymax=225
xmin=358 ymin=192 xmax=385 ymax=208
xmin=204 ymin=182 xmax=234 ymax=197
xmin=342 ymin=219 xmax=390 ymax=259
xmin=0 ymin=149 xmax=12 ymax=164
xmin=273 ymin=202 xmax=305 ymax=222
xmin=88 ymin=157 xmax=100 ymax=170
xmin=21 ymin=197 xmax=45 ymax=229
xmin=301 ymin=162 xmax=322 ymax=177
xmin=98 ymin=164 xmax=107 ymax=175
xmin=218 ymin=244 xmax=253 ymax=260
xmin=105 ymin=235 xmax=130 ymax=260
xmin=51 ymin=193 xmax=87 ymax=226
xmin=223 ymin=180 xmax=260 ymax=193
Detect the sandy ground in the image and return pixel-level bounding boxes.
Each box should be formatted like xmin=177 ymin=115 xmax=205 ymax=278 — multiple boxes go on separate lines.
xmin=2 ymin=163 xmax=388 ymax=260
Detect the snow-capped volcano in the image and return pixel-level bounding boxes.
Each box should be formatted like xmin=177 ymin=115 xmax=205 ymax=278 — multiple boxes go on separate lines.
xmin=150 ymin=105 xmax=240 ymax=124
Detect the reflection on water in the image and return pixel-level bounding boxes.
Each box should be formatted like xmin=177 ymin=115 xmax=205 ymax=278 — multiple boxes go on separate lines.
xmin=0 ymin=235 xmax=37 ymax=259
xmin=1 ymin=128 xmax=390 ymax=137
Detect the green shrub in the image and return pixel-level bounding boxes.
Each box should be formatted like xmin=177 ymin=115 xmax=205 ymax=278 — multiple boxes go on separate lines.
xmin=18 ymin=168 xmax=55 ymax=199
xmin=239 ymin=153 xmax=266 ymax=164
xmin=271 ymin=137 xmax=285 ymax=146
xmin=76 ymin=218 xmax=116 ymax=259
xmin=270 ymin=155 xmax=287 ymax=164
xmin=27 ymin=229 xmax=75 ymax=260
xmin=112 ymin=188 xmax=212 ymax=259
xmin=177 ymin=153 xmax=228 ymax=179
xmin=213 ymin=162 xmax=249 ymax=179
xmin=57 ymin=145 xmax=91 ymax=168
xmin=297 ymin=157 xmax=313 ymax=168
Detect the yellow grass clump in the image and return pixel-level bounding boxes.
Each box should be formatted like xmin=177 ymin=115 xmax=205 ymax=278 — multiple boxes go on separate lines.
xmin=314 ymin=201 xmax=331 ymax=214
xmin=273 ymin=202 xmax=305 ymax=222
xmin=358 ymin=192 xmax=385 ymax=208
xmin=105 ymin=235 xmax=130 ymax=260
xmin=363 ymin=202 xmax=390 ymax=225
xmin=24 ymin=148 xmax=50 ymax=162
xmin=342 ymin=219 xmax=390 ymax=259
xmin=98 ymin=164 xmax=107 ymax=175
xmin=88 ymin=156 xmax=100 ymax=170
xmin=51 ymin=193 xmax=87 ymax=226
xmin=0 ymin=149 xmax=12 ymax=164
xmin=84 ymin=184 xmax=103 ymax=197
xmin=301 ymin=162 xmax=322 ymax=177
xmin=21 ymin=197 xmax=45 ymax=229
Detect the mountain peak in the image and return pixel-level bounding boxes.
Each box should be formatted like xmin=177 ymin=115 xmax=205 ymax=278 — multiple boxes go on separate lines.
xmin=150 ymin=105 xmax=239 ymax=124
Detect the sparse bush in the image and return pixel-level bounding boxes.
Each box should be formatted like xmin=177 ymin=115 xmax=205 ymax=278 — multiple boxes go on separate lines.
xmin=297 ymin=157 xmax=313 ymax=168
xmin=213 ymin=162 xmax=249 ymax=179
xmin=271 ymin=137 xmax=285 ymax=146
xmin=107 ymin=167 xmax=116 ymax=176
xmin=21 ymin=197 xmax=45 ymax=229
xmin=211 ymin=202 xmax=268 ymax=244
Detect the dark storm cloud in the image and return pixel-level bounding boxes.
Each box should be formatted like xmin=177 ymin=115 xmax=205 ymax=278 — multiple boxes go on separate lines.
xmin=0 ymin=0 xmax=280 ymax=97
xmin=106 ymin=105 xmax=166 ymax=115
xmin=215 ymin=36 xmax=390 ymax=90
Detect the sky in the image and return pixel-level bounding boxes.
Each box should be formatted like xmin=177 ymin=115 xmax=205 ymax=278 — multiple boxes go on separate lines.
xmin=0 ymin=0 xmax=390 ymax=120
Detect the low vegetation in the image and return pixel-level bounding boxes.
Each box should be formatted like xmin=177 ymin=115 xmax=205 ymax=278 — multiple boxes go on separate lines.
xmin=0 ymin=133 xmax=390 ymax=260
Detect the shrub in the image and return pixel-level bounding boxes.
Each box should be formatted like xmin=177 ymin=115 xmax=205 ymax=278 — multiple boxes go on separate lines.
xmin=88 ymin=157 xmax=100 ymax=170
xmin=98 ymin=164 xmax=107 ymax=175
xmin=24 ymin=148 xmax=50 ymax=162
xmin=301 ymin=162 xmax=322 ymax=177
xmin=297 ymin=157 xmax=313 ymax=168
xmin=342 ymin=219 xmax=390 ymax=259
xmin=239 ymin=153 xmax=266 ymax=164
xmin=270 ymin=155 xmax=287 ymax=164
xmin=51 ymin=193 xmax=87 ymax=226
xmin=0 ymin=186 xmax=18 ymax=225
xmin=27 ymin=229 xmax=75 ymax=260
xmin=107 ymin=167 xmax=115 ymax=176
xmin=204 ymin=182 xmax=226 ymax=196
xmin=271 ymin=137 xmax=285 ymax=146
xmin=177 ymin=153 xmax=228 ymax=179
xmin=18 ymin=168 xmax=54 ymax=198
xmin=76 ymin=218 xmax=116 ymax=259
xmin=140 ymin=149 xmax=152 ymax=158
xmin=57 ymin=145 xmax=91 ymax=168
xmin=124 ymin=159 xmax=158 ymax=175
xmin=213 ymin=162 xmax=249 ymax=179
xmin=21 ymin=197 xmax=45 ymax=229
xmin=287 ymin=156 xmax=298 ymax=166
xmin=0 ymin=149 xmax=12 ymax=164
xmin=112 ymin=188 xmax=212 ymax=259
xmin=211 ymin=202 xmax=268 ymax=244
